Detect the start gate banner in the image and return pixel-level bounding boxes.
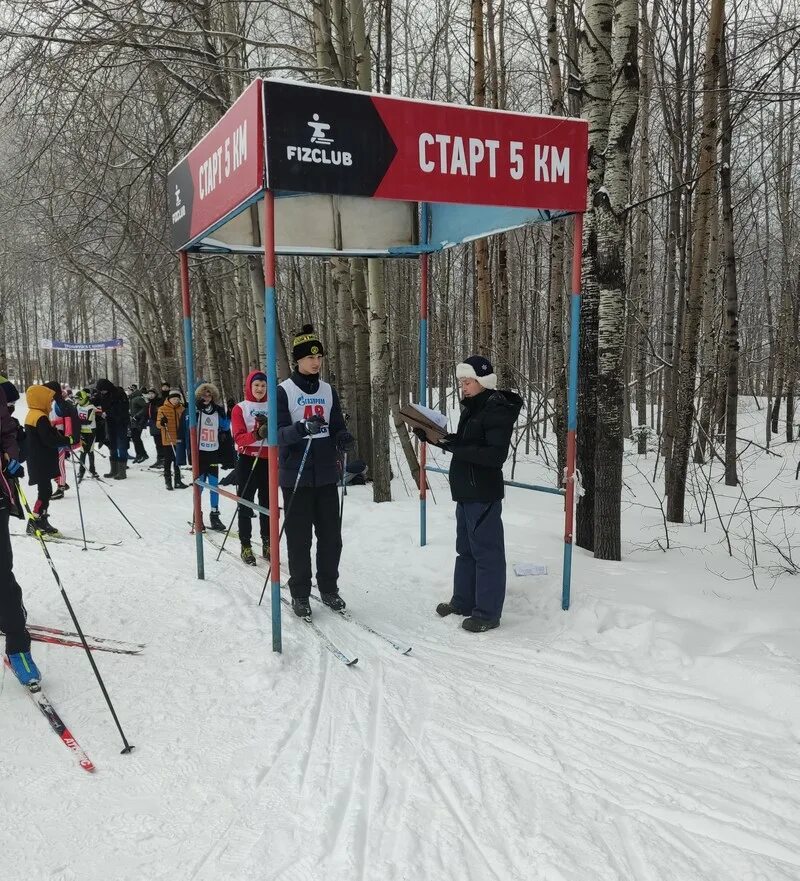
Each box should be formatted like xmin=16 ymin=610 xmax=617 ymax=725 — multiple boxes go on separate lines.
xmin=262 ymin=80 xmax=588 ymax=212
xmin=168 ymin=79 xmax=264 ymax=250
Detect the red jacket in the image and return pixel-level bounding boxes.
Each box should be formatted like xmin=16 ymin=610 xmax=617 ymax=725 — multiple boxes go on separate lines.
xmin=231 ymin=370 xmax=269 ymax=459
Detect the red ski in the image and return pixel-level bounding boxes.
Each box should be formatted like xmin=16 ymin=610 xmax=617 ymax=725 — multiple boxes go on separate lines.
xmin=4 ymin=658 xmax=95 ymax=772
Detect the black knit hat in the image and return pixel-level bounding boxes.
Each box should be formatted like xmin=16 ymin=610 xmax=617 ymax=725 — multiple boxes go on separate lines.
xmin=0 ymin=375 xmax=19 ymax=404
xmin=292 ymin=324 xmax=324 ymax=362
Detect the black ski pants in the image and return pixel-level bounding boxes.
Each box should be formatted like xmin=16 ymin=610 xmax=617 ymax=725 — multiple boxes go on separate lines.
xmin=237 ymin=455 xmax=269 ymax=545
xmin=131 ymin=424 xmax=147 ymax=459
xmin=163 ymin=445 xmax=182 ymax=483
xmin=79 ymin=431 xmax=96 ymax=474
xmin=282 ymin=483 xmax=342 ymax=599
xmin=0 ymin=508 xmax=30 ymax=655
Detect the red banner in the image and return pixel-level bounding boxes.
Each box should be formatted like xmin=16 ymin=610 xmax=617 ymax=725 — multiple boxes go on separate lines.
xmin=373 ymin=97 xmax=588 ymax=212
xmin=262 ymin=81 xmax=588 ymax=213
xmin=168 ymin=80 xmax=264 ymax=250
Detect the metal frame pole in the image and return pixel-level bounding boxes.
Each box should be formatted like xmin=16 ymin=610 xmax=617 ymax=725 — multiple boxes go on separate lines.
xmin=562 ymin=213 xmax=583 ymax=610
xmin=180 ymin=250 xmax=204 ymax=579
xmin=263 ymin=190 xmax=282 ymax=653
xmin=419 ymin=202 xmax=430 ymax=547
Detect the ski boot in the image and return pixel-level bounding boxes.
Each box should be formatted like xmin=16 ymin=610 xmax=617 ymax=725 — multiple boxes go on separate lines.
xmin=104 ymin=459 xmax=117 ymax=478
xmin=27 ymin=514 xmax=59 ymax=536
xmin=462 ymin=617 xmax=500 ymax=633
xmin=436 ymin=602 xmax=469 ymax=618
xmin=209 ymin=510 xmax=225 ymax=532
xmin=174 ymin=472 xmax=188 ymax=489
xmin=149 ymin=459 xmax=163 ymax=471
xmin=7 ymin=651 xmax=41 ymax=687
xmin=78 ymin=465 xmax=86 ymax=481
xmin=50 ymin=485 xmax=66 ymax=501
xmin=261 ymin=539 xmax=270 ymax=560
xmin=291 ymin=597 xmax=312 ymax=618
xmin=240 ymin=544 xmax=256 ymax=566
xmin=320 ymin=593 xmax=346 ymax=612
xmin=164 ymin=473 xmax=174 ymax=491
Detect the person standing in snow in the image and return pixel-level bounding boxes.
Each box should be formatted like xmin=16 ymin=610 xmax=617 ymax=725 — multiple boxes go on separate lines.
xmin=147 ymin=382 xmax=170 ymax=470
xmin=47 ymin=381 xmax=79 ymax=500
xmin=129 ymin=386 xmax=149 ymax=464
xmin=415 ymin=355 xmax=522 ymax=633
xmin=277 ymin=325 xmax=354 ymax=618
xmin=93 ymin=378 xmax=130 ymax=479
xmin=230 ymin=371 xmax=270 ymax=564
xmin=24 ymin=383 xmax=67 ymax=536
xmin=75 ymin=389 xmax=100 ymax=479
xmin=194 ymin=382 xmax=232 ymax=531
xmin=157 ymin=389 xmax=188 ymax=491
xmin=0 ymin=377 xmax=41 ymax=686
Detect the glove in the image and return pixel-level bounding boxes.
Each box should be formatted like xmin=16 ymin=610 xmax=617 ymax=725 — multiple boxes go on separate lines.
xmin=336 ymin=430 xmax=355 ymax=453
xmin=438 ymin=433 xmax=458 ymax=451
xmin=256 ymin=421 xmax=267 ymax=440
xmin=302 ymin=414 xmax=327 ymax=436
xmin=412 ymin=427 xmax=429 ymax=443
xmin=4 ymin=458 xmax=24 ymax=478
xmin=159 ymin=416 xmax=168 ymax=427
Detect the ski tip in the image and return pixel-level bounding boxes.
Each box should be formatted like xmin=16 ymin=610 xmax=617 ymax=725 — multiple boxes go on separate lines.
xmin=80 ymin=759 xmax=96 ymax=771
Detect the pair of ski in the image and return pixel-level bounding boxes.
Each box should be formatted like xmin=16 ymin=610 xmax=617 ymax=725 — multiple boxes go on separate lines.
xmin=12 ymin=531 xmax=119 ymax=551
xmin=201 ymin=530 xmax=412 ymax=665
xmin=29 ymin=624 xmax=144 ymax=656
xmin=3 ymin=657 xmax=95 ymax=773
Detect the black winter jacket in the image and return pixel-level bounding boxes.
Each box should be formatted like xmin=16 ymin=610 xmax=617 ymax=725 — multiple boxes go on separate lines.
xmin=442 ymin=389 xmax=523 ymax=502
xmin=25 ymin=417 xmax=65 ymax=485
xmin=277 ymin=371 xmax=347 ymax=489
xmin=92 ymin=380 xmax=130 ymax=442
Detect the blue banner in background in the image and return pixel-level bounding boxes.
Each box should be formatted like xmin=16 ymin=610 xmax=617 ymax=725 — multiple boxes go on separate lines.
xmin=40 ymin=338 xmax=124 ymax=351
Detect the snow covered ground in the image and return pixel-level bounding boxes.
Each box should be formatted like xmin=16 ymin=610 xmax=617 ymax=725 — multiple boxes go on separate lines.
xmin=2 ymin=398 xmax=800 ymax=881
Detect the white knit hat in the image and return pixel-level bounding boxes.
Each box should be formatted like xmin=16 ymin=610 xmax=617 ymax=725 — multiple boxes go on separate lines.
xmin=456 ymin=355 xmax=497 ymax=390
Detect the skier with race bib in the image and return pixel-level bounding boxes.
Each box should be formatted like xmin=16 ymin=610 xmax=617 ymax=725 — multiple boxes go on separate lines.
xmin=277 ymin=325 xmax=355 ymax=618
xmin=75 ymin=389 xmax=99 ymax=479
xmin=194 ymin=382 xmax=232 ymax=532
xmin=230 ymin=370 xmax=270 ymax=565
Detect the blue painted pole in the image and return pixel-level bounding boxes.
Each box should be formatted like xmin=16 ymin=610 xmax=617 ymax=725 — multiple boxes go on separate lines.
xmin=562 ymin=213 xmax=583 ymax=610
xmin=179 ymin=251 xmax=204 ymax=580
xmin=263 ymin=190 xmax=282 ymax=653
xmin=419 ymin=202 xmax=430 ymax=547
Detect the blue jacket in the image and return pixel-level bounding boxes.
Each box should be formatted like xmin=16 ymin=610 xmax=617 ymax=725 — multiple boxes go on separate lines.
xmin=276 ymin=371 xmax=347 ymax=488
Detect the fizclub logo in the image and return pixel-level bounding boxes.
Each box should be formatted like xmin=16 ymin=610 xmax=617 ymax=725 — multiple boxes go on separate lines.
xmin=172 ymin=185 xmax=186 ymax=224
xmin=286 ymin=113 xmax=352 ymax=167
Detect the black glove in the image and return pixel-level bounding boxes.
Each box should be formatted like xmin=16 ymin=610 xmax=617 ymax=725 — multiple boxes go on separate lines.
xmin=256 ymin=422 xmax=267 ymax=440
xmin=412 ymin=427 xmax=428 ymax=443
xmin=336 ymin=430 xmax=355 ymax=453
xmin=437 ymin=433 xmax=458 ymax=451
xmin=159 ymin=416 xmax=168 ymax=427
xmin=301 ymin=414 xmax=327 ymax=436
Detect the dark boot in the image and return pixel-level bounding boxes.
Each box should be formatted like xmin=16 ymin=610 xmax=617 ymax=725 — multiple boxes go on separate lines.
xmin=291 ymin=597 xmax=312 ymax=618
xmin=320 ymin=593 xmax=346 ymax=612
xmin=114 ymin=461 xmax=127 ymax=480
xmin=462 ymin=616 xmax=500 ymax=633
xmin=104 ymin=458 xmax=117 ymax=479
xmin=240 ymin=544 xmax=256 ymax=565
xmin=436 ymin=602 xmax=469 ymax=617
xmin=164 ymin=472 xmax=173 ymax=491
xmin=174 ymin=467 xmax=188 ymax=489
xmin=209 ymin=510 xmax=225 ymax=532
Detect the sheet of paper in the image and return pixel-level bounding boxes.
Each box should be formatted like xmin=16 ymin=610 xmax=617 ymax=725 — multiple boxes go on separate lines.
xmin=513 ymin=563 xmax=548 ymax=577
xmin=407 ymin=402 xmax=448 ymax=431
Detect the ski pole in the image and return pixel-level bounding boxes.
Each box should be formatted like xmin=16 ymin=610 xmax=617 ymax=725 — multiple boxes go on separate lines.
xmin=217 ymin=433 xmax=268 ymax=560
xmin=14 ymin=480 xmax=135 ymax=755
xmin=70 ymin=452 xmax=142 ymax=539
xmin=258 ymin=436 xmax=312 ymax=606
xmin=339 ymin=451 xmax=348 ymax=527
xmin=69 ymin=446 xmax=89 ymax=551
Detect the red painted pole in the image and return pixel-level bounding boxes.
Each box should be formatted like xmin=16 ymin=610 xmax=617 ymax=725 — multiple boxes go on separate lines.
xmin=263 ymin=190 xmax=282 ymax=652
xmin=562 ymin=212 xmax=583 ymax=609
xmin=180 ymin=250 xmax=204 ymax=578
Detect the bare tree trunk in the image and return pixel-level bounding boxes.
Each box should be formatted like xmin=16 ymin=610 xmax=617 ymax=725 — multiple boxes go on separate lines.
xmin=719 ymin=73 xmax=739 ymax=486
xmin=667 ymin=0 xmax=724 ymax=523
xmin=576 ymin=0 xmax=613 ymax=551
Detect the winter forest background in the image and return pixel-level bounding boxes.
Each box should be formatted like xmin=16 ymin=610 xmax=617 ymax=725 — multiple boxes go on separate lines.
xmin=0 ymin=0 xmax=798 ymax=564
